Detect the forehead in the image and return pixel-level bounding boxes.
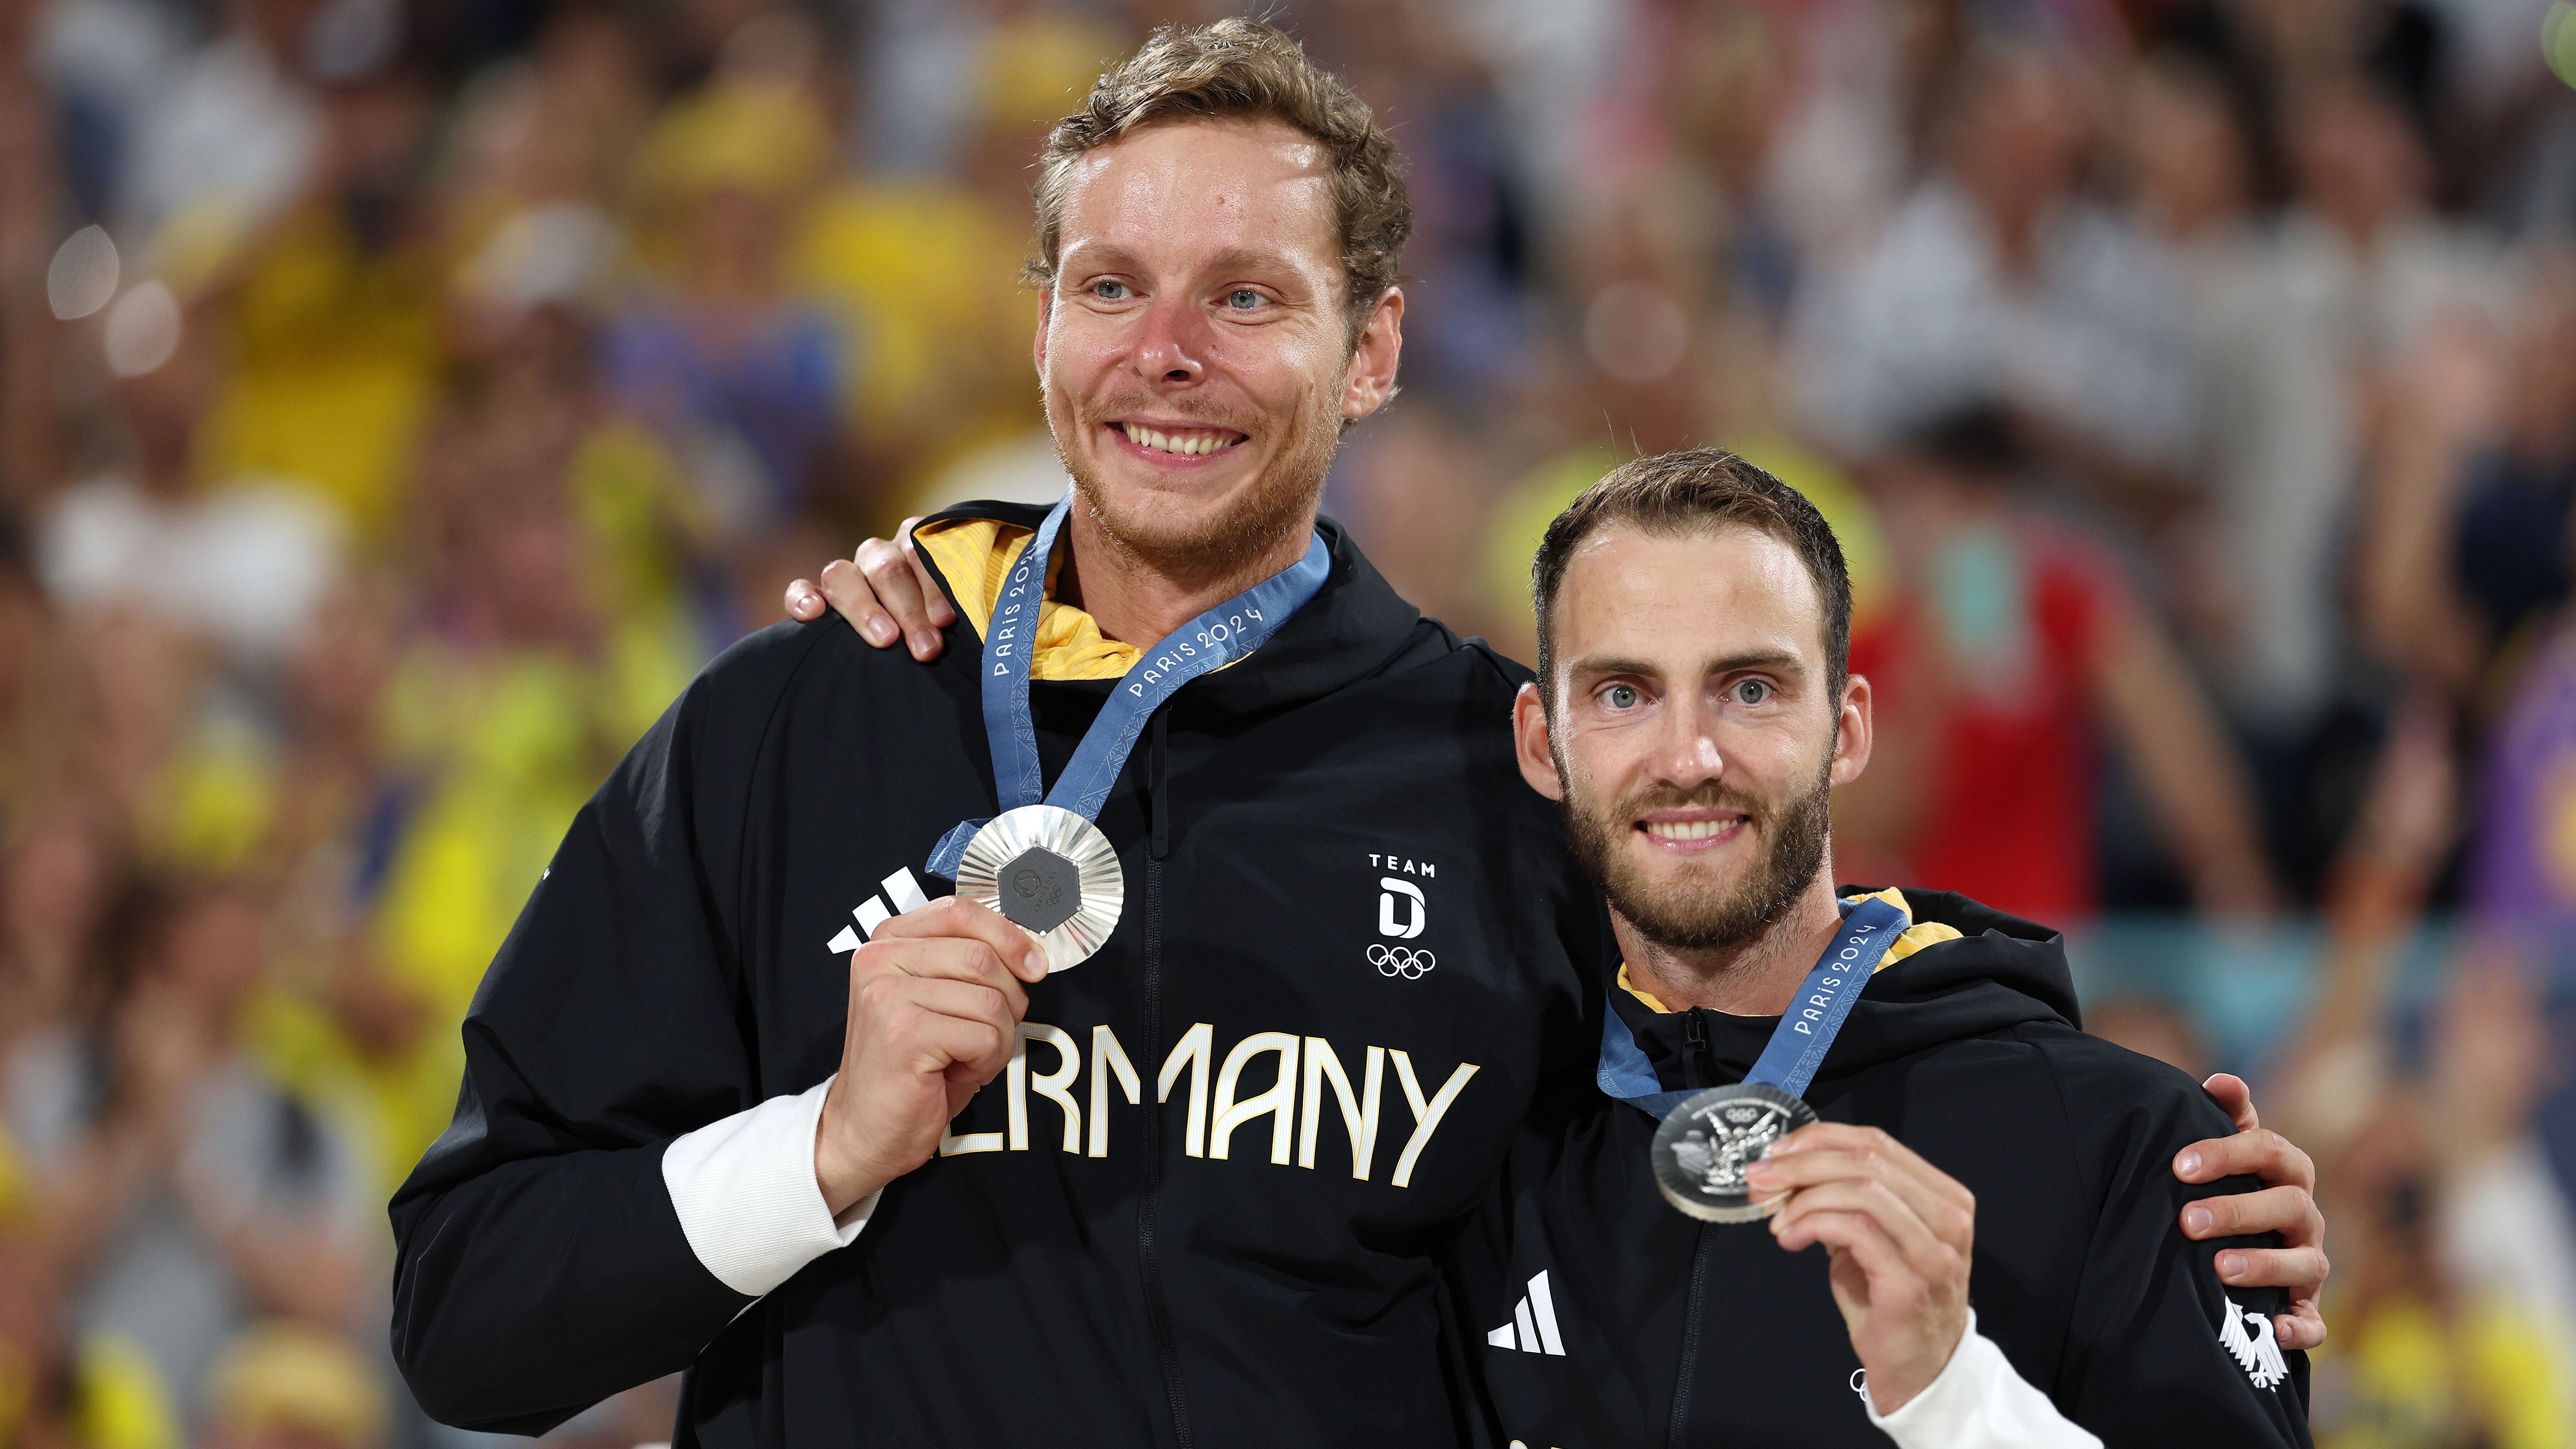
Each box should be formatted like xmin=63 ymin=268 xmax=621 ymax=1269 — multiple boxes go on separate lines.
xmin=1554 ymin=522 xmax=1826 ymax=665
xmin=1057 ymin=116 xmax=1339 ymax=270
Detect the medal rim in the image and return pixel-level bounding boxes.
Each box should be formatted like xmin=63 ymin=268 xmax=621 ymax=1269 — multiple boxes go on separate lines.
xmin=956 ymin=804 xmax=1124 ymax=974
xmin=1650 ymin=1081 xmax=1818 ymax=1224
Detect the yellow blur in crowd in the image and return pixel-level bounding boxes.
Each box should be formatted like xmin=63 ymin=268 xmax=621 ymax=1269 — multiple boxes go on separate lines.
xmin=2318 ymin=1296 xmax=2573 ymax=1449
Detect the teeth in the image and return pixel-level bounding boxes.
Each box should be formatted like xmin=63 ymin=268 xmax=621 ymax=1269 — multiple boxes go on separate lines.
xmin=1119 ymin=423 xmax=1239 ymax=456
xmin=1645 ymin=820 xmax=1737 ymax=842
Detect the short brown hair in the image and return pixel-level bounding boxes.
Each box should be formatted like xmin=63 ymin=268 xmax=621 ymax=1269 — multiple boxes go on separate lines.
xmin=1023 ymin=18 xmax=1410 ymax=342
xmin=1531 ymin=450 xmax=1854 ymax=707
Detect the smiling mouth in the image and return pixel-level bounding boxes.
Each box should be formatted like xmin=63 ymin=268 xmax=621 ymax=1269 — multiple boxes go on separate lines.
xmin=1639 ymin=817 xmax=1747 ymax=844
xmin=1114 ymin=421 xmax=1249 ymax=458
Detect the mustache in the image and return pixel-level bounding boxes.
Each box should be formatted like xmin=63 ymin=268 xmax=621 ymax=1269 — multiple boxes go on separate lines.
xmin=1612 ymin=782 xmax=1773 ymax=823
xmin=1080 ymin=395 xmax=1257 ymax=434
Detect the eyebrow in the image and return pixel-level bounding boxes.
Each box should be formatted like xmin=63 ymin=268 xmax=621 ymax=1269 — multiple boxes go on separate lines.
xmin=1060 ymin=242 xmax=1145 ymax=274
xmin=1203 ymin=245 xmax=1307 ymax=278
xmin=1566 ymin=649 xmax=1807 ymax=680
xmin=1058 ymin=243 xmax=1310 ymax=281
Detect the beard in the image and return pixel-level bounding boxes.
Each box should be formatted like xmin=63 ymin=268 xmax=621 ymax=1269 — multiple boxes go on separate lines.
xmin=1052 ymin=375 xmax=1343 ymax=590
xmin=1560 ymin=748 xmax=1835 ymax=954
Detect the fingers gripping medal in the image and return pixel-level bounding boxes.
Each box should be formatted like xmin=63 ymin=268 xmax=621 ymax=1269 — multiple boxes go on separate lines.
xmin=924 ymin=495 xmax=1331 ymax=971
xmin=1614 ymin=895 xmax=1910 ymax=1223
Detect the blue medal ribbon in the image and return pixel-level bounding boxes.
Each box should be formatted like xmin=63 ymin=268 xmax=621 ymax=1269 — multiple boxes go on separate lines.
xmin=926 ymin=495 xmax=1332 ymax=881
xmin=1596 ymin=894 xmax=1910 ymax=1118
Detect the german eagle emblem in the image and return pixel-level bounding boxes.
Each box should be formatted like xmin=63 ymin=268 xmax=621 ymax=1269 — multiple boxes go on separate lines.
xmin=2218 ymin=1297 xmax=2289 ymax=1390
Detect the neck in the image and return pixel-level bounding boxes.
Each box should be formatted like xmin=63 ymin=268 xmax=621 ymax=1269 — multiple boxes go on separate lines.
xmin=1615 ymin=865 xmax=1846 ymax=1015
xmin=1057 ymin=505 xmax=1318 ymax=647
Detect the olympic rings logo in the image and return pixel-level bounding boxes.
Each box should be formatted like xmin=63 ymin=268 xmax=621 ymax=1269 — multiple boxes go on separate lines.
xmin=1368 ymin=944 xmax=1437 ymax=980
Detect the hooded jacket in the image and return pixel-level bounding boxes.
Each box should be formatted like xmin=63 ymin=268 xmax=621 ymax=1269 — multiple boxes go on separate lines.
xmin=1452 ymin=888 xmax=2313 ymax=1448
xmin=388 ymin=503 xmax=1608 ymax=1446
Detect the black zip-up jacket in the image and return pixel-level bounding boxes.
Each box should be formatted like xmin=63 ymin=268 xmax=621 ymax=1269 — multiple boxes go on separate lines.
xmin=389 ymin=504 xmax=1607 ymax=1446
xmin=1451 ymin=889 xmax=2313 ymax=1448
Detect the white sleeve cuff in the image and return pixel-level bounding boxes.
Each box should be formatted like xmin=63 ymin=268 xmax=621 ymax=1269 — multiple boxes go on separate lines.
xmin=1868 ymin=1312 xmax=2102 ymax=1449
xmin=661 ymin=1074 xmax=876 ymax=1297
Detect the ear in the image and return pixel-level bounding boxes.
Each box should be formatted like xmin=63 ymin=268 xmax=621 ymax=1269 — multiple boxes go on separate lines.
xmin=1340 ymin=287 xmax=1406 ymax=422
xmin=1828 ymin=673 xmax=1874 ymax=788
xmin=1513 ymin=681 xmax=1564 ymax=801
xmin=1033 ymin=286 xmax=1053 ymax=380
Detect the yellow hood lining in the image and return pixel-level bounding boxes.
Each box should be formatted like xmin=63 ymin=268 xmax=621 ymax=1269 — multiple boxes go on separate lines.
xmin=1616 ymin=888 xmax=1963 ymax=1014
xmin=912 ymin=515 xmax=1139 ymax=682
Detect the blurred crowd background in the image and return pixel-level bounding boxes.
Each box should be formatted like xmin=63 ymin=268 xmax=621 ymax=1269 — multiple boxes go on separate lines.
xmin=0 ymin=0 xmax=2570 ymax=1442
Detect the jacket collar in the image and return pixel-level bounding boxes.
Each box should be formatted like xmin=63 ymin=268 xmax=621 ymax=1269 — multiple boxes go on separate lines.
xmin=907 ymin=500 xmax=1433 ymax=717
xmin=1598 ymin=887 xmax=2078 ymax=1103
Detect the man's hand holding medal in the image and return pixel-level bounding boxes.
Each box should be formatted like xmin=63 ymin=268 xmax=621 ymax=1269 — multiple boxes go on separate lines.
xmin=814 ymin=898 xmax=1048 ymax=1217
xmin=1747 ymin=1123 xmax=1978 ymax=1416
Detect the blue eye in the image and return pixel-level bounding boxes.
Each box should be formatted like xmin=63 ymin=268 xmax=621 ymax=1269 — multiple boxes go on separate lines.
xmin=1733 ymin=679 xmax=1770 ymax=705
xmin=1227 ymin=289 xmax=1262 ymax=310
xmin=1604 ymin=684 xmax=1640 ymax=710
xmin=1093 ymin=281 xmax=1129 ymax=301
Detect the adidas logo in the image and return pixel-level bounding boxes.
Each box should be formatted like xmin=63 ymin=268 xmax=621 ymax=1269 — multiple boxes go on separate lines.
xmin=1485 ymin=1269 xmax=1566 ymax=1356
xmin=827 ymin=869 xmax=932 ymax=954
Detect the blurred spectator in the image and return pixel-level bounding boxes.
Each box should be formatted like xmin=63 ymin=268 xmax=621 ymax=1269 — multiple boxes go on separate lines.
xmin=1318 ymin=0 xmax=1536 ymax=408
xmin=2437 ymin=267 xmax=2576 ymax=922
xmin=2278 ymin=70 xmax=2495 ymax=367
xmin=1838 ymin=404 xmax=2278 ymax=921
xmin=11 ymin=873 xmax=366 ymax=1436
xmin=238 ymin=577 xmax=434 ymax=1195
xmin=2118 ymin=50 xmax=2382 ymax=896
xmin=794 ymin=8 xmax=1097 ymax=510
xmin=433 ymin=6 xmax=654 ymax=243
xmin=359 ymin=353 xmax=698 ymax=1183
xmin=1793 ymin=40 xmax=2201 ymax=507
xmin=0 ymin=519 xmax=80 ymax=823
xmin=1322 ymin=404 xmax=1501 ymax=635
xmin=1 ymin=0 xmax=63 ymax=504
xmin=611 ymin=73 xmax=847 ymax=548
xmin=2361 ymin=252 xmax=2576 ymax=710
xmin=202 ymin=1321 xmax=386 ymax=1449
xmin=109 ymin=0 xmax=324 ymax=241
xmin=187 ymin=60 xmax=446 ymax=541
xmin=2269 ymin=699 xmax=2576 ymax=1449
xmin=36 ymin=318 xmax=345 ymax=672
xmin=0 ymin=805 xmax=111 ymax=1056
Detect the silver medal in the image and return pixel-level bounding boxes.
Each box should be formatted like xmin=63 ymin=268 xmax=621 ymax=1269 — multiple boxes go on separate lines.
xmin=956 ymin=803 xmax=1124 ymax=974
xmin=1651 ymin=1082 xmax=1818 ymax=1223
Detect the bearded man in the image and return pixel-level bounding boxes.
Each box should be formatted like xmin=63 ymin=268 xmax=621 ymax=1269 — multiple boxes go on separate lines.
xmin=1451 ymin=451 xmax=2310 ymax=1446
xmin=392 ymin=19 xmax=2327 ymax=1448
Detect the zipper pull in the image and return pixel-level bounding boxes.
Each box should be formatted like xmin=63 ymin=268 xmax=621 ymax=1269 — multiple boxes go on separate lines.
xmin=1683 ymin=1009 xmax=1709 ymax=1089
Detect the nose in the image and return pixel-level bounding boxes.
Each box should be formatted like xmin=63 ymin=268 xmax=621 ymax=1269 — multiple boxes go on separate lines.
xmin=1649 ymin=694 xmax=1726 ymax=790
xmin=1132 ymin=294 xmax=1209 ymax=386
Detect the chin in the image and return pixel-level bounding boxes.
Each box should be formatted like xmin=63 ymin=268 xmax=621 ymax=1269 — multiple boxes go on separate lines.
xmin=1075 ymin=457 xmax=1318 ymax=578
xmin=1097 ymin=473 xmax=1251 ymax=529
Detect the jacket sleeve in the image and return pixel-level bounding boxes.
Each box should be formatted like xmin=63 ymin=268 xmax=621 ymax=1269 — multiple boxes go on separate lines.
xmin=387 ymin=629 xmax=812 ymax=1433
xmin=1868 ymin=1314 xmax=2102 ymax=1448
xmin=2046 ymin=1043 xmax=2313 ymax=1447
